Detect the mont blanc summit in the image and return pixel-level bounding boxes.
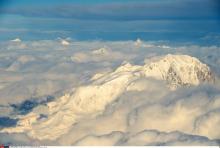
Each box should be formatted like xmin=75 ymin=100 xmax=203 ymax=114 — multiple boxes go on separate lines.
xmin=0 ymin=54 xmax=214 ymax=141
xmin=142 ymin=54 xmax=213 ymax=89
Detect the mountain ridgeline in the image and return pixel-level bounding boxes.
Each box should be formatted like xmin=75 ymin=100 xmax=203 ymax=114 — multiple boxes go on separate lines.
xmin=0 ymin=54 xmax=214 ymax=140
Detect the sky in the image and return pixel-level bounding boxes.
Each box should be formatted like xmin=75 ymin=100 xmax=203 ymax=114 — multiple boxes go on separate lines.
xmin=0 ymin=0 xmax=220 ymax=44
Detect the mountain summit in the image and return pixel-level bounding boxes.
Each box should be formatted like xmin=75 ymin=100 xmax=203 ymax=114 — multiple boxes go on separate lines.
xmin=142 ymin=54 xmax=213 ymax=89
xmin=0 ymin=54 xmax=214 ymax=140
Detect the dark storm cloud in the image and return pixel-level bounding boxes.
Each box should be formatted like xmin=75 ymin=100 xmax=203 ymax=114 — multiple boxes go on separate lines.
xmin=1 ymin=0 xmax=220 ymax=21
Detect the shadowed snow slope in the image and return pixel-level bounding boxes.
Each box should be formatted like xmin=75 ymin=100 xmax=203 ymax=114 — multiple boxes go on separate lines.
xmin=0 ymin=54 xmax=215 ymax=143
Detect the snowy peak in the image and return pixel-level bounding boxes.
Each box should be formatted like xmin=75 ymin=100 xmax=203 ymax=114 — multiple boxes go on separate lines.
xmin=11 ymin=38 xmax=22 ymax=42
xmin=61 ymin=40 xmax=70 ymax=46
xmin=92 ymin=47 xmax=109 ymax=55
xmin=102 ymin=54 xmax=213 ymax=88
xmin=134 ymin=38 xmax=142 ymax=46
xmin=142 ymin=54 xmax=213 ymax=89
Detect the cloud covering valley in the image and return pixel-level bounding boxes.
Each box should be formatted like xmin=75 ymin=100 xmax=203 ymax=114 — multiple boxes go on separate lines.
xmin=0 ymin=39 xmax=220 ymax=145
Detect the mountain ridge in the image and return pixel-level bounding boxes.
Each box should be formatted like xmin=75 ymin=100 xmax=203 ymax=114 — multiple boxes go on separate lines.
xmin=0 ymin=54 xmax=214 ymax=140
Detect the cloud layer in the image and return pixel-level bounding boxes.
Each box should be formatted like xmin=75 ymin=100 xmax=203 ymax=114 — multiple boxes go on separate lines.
xmin=0 ymin=40 xmax=220 ymax=145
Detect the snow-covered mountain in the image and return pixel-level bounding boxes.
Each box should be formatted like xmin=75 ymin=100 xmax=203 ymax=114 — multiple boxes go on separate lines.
xmin=11 ymin=38 xmax=22 ymax=43
xmin=61 ymin=40 xmax=70 ymax=46
xmin=142 ymin=54 xmax=213 ymax=89
xmin=0 ymin=54 xmax=214 ymax=141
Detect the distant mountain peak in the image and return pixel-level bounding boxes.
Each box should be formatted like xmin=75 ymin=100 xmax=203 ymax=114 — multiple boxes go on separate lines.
xmin=11 ymin=38 xmax=22 ymax=42
xmin=92 ymin=47 xmax=109 ymax=55
xmin=61 ymin=40 xmax=70 ymax=46
xmin=134 ymin=38 xmax=142 ymax=46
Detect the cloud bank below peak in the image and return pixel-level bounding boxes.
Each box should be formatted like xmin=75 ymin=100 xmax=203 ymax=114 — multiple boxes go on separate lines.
xmin=0 ymin=40 xmax=220 ymax=145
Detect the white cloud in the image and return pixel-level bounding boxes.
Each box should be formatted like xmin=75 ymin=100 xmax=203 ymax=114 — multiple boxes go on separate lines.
xmin=71 ymin=47 xmax=136 ymax=63
xmin=120 ymin=130 xmax=218 ymax=146
xmin=0 ymin=40 xmax=220 ymax=145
